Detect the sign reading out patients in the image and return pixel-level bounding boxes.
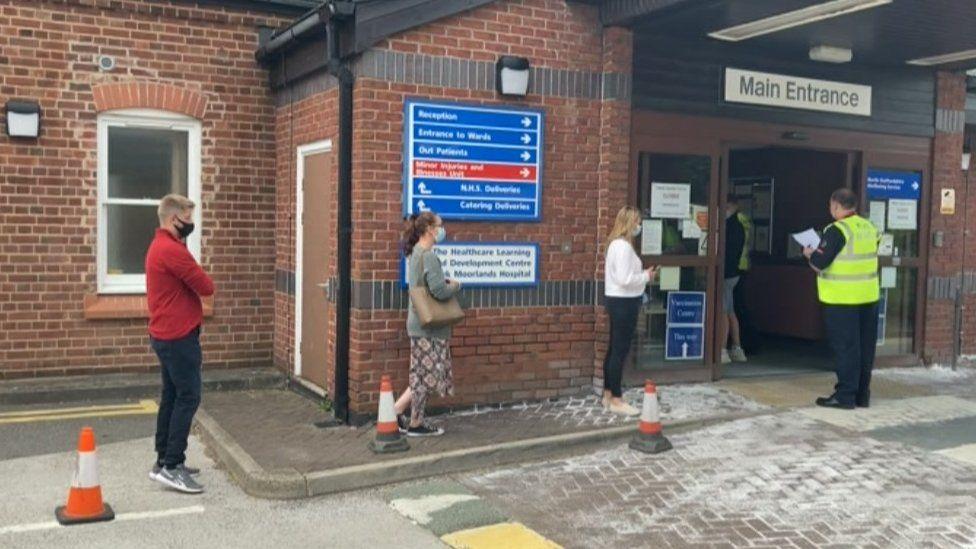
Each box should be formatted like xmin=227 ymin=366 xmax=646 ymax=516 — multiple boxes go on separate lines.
xmin=402 ymin=243 xmax=539 ymax=288
xmin=403 ymin=100 xmax=543 ymax=222
xmin=724 ymin=68 xmax=872 ymax=117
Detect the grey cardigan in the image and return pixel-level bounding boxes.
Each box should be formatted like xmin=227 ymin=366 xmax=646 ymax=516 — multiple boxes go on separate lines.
xmin=406 ymin=245 xmax=460 ymax=340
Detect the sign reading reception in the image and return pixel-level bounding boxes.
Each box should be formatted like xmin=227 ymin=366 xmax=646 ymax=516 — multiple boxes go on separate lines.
xmin=401 ymin=242 xmax=539 ymax=288
xmin=403 ymin=100 xmax=544 ymax=222
xmin=724 ymin=68 xmax=872 ymax=117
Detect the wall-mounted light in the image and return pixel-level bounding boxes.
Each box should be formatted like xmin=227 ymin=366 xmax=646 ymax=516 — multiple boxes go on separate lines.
xmin=809 ymin=45 xmax=853 ymax=64
xmin=962 ymin=145 xmax=971 ymax=171
xmin=496 ymin=55 xmax=530 ymax=97
xmin=5 ymin=100 xmax=41 ymax=138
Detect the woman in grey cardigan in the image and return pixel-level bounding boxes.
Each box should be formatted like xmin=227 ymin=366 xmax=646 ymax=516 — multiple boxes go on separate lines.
xmin=393 ymin=211 xmax=460 ymax=437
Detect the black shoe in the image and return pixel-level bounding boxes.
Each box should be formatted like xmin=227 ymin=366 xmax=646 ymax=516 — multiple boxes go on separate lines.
xmin=406 ymin=423 xmax=445 ymax=437
xmin=815 ymin=396 xmax=855 ymax=410
xmin=856 ymin=392 xmax=870 ymax=408
xmin=396 ymin=414 xmax=409 ymax=433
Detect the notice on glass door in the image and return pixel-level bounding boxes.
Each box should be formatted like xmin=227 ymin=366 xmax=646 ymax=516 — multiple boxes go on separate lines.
xmin=650 ymin=182 xmax=691 ymax=219
xmin=641 ymin=219 xmax=663 ymax=255
xmin=887 ymin=199 xmax=917 ymax=230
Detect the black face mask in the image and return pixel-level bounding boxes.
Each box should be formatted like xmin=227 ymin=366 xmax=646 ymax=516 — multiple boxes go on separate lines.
xmin=176 ymin=220 xmax=195 ymax=239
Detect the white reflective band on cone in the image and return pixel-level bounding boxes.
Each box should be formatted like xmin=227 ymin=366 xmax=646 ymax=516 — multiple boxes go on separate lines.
xmin=377 ymin=392 xmax=396 ymax=423
xmin=641 ymin=395 xmax=659 ymax=422
xmin=72 ymin=451 xmax=100 ymax=488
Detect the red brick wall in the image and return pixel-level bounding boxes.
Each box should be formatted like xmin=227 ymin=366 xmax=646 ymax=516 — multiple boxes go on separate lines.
xmin=346 ymin=0 xmax=615 ymax=414
xmin=0 ymin=0 xmax=284 ymax=379
xmin=273 ymin=85 xmax=340 ymax=397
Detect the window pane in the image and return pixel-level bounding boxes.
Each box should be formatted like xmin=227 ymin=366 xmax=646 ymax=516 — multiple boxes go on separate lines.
xmin=108 ymin=127 xmax=188 ymax=199
xmin=633 ymin=266 xmax=709 ymax=369
xmin=107 ymin=204 xmax=158 ymax=275
xmin=637 ymin=153 xmax=711 ymax=257
xmin=877 ymin=267 xmax=917 ymax=356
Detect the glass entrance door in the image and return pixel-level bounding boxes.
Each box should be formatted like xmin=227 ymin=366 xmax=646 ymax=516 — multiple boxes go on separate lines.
xmin=629 ymin=138 xmax=720 ymax=382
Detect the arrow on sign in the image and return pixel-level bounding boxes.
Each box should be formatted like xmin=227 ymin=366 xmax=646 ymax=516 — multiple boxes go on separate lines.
xmin=519 ymin=168 xmax=530 ymax=178
xmin=520 ymin=151 xmax=531 ymax=161
xmin=520 ymin=133 xmax=531 ymax=144
xmin=417 ymin=200 xmax=429 ymax=211
xmin=912 ymin=182 xmax=920 ymax=190
xmin=682 ymin=342 xmax=689 ymax=358
xmin=521 ymin=117 xmax=531 ymax=128
xmin=418 ymin=182 xmax=431 ymax=195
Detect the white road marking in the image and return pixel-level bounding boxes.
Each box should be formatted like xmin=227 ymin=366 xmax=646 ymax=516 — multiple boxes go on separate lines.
xmin=0 ymin=505 xmax=205 ymax=535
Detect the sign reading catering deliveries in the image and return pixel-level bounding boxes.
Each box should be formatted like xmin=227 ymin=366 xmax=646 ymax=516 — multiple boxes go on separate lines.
xmin=724 ymin=68 xmax=872 ymax=117
xmin=403 ymin=100 xmax=544 ymax=222
xmin=401 ymin=242 xmax=539 ymax=288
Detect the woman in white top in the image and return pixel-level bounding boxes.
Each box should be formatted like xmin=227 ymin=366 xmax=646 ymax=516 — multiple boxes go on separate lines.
xmin=603 ymin=206 xmax=657 ymax=415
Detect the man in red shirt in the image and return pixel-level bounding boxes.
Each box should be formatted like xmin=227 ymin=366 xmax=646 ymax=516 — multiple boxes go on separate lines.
xmin=146 ymin=194 xmax=214 ymax=494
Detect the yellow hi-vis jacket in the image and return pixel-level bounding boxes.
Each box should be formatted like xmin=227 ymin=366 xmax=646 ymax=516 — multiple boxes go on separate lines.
xmin=736 ymin=211 xmax=752 ymax=272
xmin=816 ymin=215 xmax=880 ymax=305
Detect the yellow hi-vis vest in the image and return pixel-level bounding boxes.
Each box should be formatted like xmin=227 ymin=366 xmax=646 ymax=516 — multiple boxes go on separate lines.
xmin=737 ymin=211 xmax=752 ymax=272
xmin=816 ymin=215 xmax=880 ymax=305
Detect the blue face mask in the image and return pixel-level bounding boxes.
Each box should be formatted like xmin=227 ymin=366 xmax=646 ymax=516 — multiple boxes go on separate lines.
xmin=434 ymin=226 xmax=447 ymax=243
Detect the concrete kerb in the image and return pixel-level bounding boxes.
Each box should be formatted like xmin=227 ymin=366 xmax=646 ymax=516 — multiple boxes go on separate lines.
xmin=194 ymin=407 xmax=772 ymax=500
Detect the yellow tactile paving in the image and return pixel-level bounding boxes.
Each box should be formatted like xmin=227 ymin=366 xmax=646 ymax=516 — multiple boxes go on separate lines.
xmin=441 ymin=522 xmax=562 ymax=549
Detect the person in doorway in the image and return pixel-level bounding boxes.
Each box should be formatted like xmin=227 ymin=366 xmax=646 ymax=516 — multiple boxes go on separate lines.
xmin=732 ymin=206 xmax=761 ymax=356
xmin=394 ymin=211 xmax=460 ymax=436
xmin=603 ymin=206 xmax=658 ymax=415
xmin=146 ymin=194 xmax=214 ymax=494
xmin=803 ymin=188 xmax=880 ymax=410
xmin=721 ymin=196 xmax=748 ymax=364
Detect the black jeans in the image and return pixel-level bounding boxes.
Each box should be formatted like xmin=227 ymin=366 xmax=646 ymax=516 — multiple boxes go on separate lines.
xmin=603 ymin=296 xmax=642 ymax=398
xmin=150 ymin=327 xmax=202 ymax=468
xmin=823 ymin=304 xmax=878 ymax=405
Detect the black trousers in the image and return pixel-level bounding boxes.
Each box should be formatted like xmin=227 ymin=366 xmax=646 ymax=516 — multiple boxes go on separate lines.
xmin=603 ymin=296 xmax=641 ymax=398
xmin=150 ymin=327 xmax=202 ymax=467
xmin=823 ymin=303 xmax=878 ymax=405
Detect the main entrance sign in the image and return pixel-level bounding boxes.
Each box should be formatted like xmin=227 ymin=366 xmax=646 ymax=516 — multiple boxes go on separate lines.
xmin=403 ymin=100 xmax=544 ymax=222
xmin=724 ymin=68 xmax=872 ymax=117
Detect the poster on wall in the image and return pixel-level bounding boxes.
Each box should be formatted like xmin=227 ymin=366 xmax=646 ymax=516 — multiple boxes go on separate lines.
xmin=402 ymin=100 xmax=544 ymax=222
xmin=401 ymin=242 xmax=539 ymax=287
xmin=650 ymin=182 xmax=691 ymax=219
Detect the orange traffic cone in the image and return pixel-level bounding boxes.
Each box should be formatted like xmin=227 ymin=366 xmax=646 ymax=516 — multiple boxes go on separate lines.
xmin=629 ymin=380 xmax=672 ymax=454
xmin=368 ymin=375 xmax=409 ymax=454
xmin=55 ymin=427 xmax=115 ymax=525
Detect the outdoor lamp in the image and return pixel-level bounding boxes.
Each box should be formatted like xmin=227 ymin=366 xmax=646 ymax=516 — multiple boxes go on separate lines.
xmin=963 ymin=146 xmax=971 ymax=171
xmin=5 ymin=100 xmax=41 ymax=138
xmin=496 ymin=55 xmax=530 ymax=97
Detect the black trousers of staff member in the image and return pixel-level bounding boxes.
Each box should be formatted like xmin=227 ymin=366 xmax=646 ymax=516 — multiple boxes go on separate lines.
xmin=823 ymin=303 xmax=878 ymax=406
xmin=603 ymin=296 xmax=642 ymax=398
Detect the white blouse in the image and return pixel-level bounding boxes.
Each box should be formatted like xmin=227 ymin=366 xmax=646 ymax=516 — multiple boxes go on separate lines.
xmin=605 ymin=238 xmax=649 ymax=297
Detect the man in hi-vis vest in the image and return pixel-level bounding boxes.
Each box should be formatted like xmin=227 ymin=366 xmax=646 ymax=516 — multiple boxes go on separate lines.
xmin=802 ymin=188 xmax=880 ymax=410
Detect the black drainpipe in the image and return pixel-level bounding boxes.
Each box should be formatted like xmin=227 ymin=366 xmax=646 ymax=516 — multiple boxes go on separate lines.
xmin=325 ymin=10 xmax=353 ymax=423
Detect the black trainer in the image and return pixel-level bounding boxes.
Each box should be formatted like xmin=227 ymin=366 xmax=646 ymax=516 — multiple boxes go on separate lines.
xmin=406 ymin=423 xmax=445 ymax=437
xmin=396 ymin=414 xmax=409 ymax=433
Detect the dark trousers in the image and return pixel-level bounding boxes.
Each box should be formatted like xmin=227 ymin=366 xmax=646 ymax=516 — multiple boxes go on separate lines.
xmin=150 ymin=327 xmax=202 ymax=467
xmin=823 ymin=304 xmax=878 ymax=405
xmin=733 ymin=272 xmax=761 ymax=355
xmin=603 ymin=296 xmax=641 ymax=398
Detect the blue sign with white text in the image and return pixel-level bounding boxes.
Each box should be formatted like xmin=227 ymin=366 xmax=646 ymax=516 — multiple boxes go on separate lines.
xmin=404 ymin=100 xmax=544 ymax=222
xmin=866 ymin=169 xmax=921 ymax=200
xmin=665 ymin=291 xmax=706 ymax=361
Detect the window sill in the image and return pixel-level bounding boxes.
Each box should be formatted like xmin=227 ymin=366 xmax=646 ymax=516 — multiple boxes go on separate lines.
xmin=84 ymin=294 xmax=214 ymax=320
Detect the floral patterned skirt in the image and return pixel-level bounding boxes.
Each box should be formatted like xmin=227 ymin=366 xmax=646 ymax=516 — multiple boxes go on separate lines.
xmin=409 ymin=337 xmax=455 ymax=403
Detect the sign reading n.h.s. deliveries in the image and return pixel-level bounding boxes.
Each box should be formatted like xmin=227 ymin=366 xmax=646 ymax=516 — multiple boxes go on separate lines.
xmin=724 ymin=68 xmax=872 ymax=117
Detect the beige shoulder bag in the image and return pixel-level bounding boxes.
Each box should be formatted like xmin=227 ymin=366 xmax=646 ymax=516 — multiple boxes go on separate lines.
xmin=409 ymin=249 xmax=465 ymax=328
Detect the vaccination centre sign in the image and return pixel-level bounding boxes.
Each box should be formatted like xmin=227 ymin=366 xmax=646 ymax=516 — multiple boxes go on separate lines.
xmin=402 ymin=100 xmax=544 ymax=222
xmin=665 ymin=291 xmax=706 ymax=360
xmin=401 ymin=242 xmax=539 ymax=288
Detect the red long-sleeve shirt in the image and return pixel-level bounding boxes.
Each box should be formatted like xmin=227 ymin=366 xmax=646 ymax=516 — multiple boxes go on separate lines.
xmin=145 ymin=229 xmax=214 ymax=340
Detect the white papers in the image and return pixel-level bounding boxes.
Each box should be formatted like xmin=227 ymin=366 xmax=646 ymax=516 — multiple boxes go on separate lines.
xmin=888 ymin=199 xmax=918 ymax=230
xmin=659 ymin=266 xmax=680 ymax=291
xmin=878 ymin=233 xmax=894 ymax=257
xmin=650 ymin=182 xmax=691 ymax=219
xmin=869 ymin=201 xmax=886 ymax=232
xmin=792 ymin=228 xmax=821 ymax=249
xmin=881 ymin=267 xmax=897 ymax=289
xmin=641 ymin=219 xmax=663 ymax=255
xmin=698 ymin=231 xmax=708 ymax=256
xmin=682 ymin=204 xmax=707 ymax=239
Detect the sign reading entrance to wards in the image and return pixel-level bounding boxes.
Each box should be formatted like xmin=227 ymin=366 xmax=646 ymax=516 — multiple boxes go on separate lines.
xmin=403 ymin=100 xmax=544 ymax=222
xmin=724 ymin=68 xmax=872 ymax=117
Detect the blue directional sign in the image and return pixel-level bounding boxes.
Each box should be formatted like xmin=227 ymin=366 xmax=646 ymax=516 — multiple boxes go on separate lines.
xmin=665 ymin=291 xmax=706 ymax=361
xmin=404 ymin=100 xmax=544 ymax=222
xmin=866 ymin=169 xmax=921 ymax=200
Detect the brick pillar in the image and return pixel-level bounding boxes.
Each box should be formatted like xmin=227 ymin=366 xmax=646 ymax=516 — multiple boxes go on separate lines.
xmin=923 ymin=71 xmax=966 ymax=365
xmin=593 ymin=27 xmax=634 ymax=387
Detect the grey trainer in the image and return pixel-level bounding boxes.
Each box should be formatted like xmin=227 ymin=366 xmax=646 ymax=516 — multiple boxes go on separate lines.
xmin=154 ymin=466 xmax=204 ymax=494
xmin=150 ymin=463 xmax=200 ymax=481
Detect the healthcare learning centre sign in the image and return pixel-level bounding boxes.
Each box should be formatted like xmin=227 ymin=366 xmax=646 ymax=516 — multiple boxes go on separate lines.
xmin=401 ymin=243 xmax=539 ymax=288
xmin=403 ymin=100 xmax=544 ymax=222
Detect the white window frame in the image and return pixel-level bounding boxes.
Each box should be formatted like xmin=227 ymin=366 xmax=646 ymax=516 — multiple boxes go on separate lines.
xmin=294 ymin=139 xmax=333 ymax=378
xmin=96 ymin=109 xmax=202 ymax=294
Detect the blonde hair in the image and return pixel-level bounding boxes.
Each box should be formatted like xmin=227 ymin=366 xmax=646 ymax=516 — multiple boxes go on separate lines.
xmin=158 ymin=194 xmax=195 ymax=224
xmin=606 ymin=206 xmax=641 ymax=248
